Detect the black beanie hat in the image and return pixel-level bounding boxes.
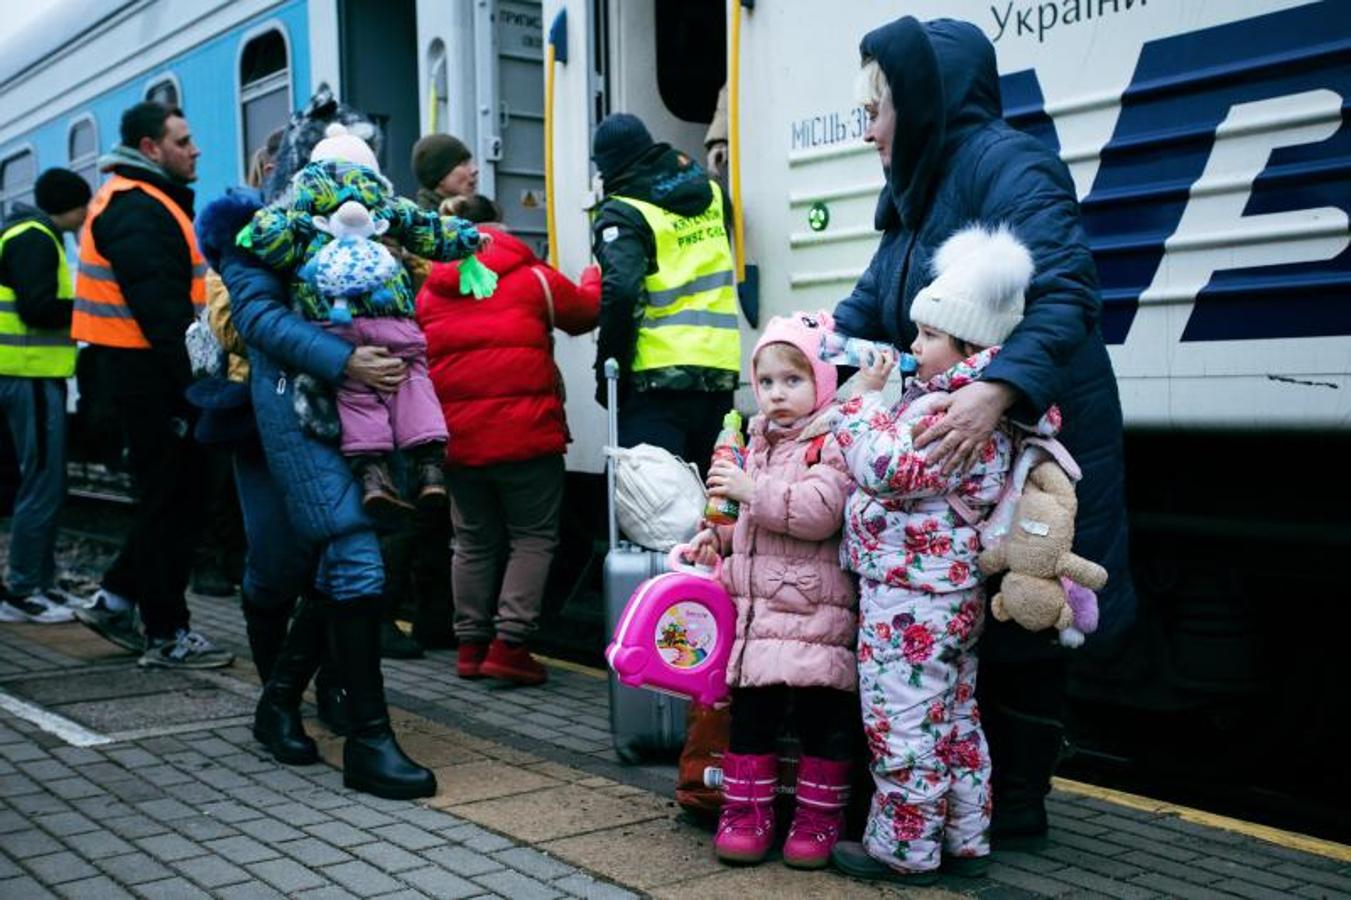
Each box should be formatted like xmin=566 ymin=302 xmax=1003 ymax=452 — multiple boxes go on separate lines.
xmin=34 ymin=168 xmax=92 ymax=215
xmin=411 ymin=133 xmax=473 ymax=189
xmin=592 ymin=113 xmax=654 ymax=182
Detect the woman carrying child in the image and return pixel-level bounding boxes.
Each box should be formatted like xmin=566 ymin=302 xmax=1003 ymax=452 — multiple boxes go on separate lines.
xmin=684 ymin=312 xmax=857 ymax=870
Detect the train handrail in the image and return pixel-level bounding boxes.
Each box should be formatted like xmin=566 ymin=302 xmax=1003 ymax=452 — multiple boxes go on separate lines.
xmin=545 ymin=9 xmax=568 ymax=269
xmin=729 ymin=0 xmax=746 ymax=285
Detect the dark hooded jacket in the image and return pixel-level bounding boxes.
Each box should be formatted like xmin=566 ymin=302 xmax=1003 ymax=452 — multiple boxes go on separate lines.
xmin=590 ymin=144 xmax=737 ymax=405
xmin=0 ymin=204 xmax=71 ymax=332
xmin=834 ymin=17 xmax=1134 ymax=659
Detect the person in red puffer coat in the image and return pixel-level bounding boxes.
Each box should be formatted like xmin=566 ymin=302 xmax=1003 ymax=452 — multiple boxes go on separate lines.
xmin=416 ymin=195 xmax=600 ymax=685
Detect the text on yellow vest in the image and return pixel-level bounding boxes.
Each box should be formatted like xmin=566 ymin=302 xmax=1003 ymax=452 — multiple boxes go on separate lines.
xmin=608 ymin=181 xmax=740 ymax=374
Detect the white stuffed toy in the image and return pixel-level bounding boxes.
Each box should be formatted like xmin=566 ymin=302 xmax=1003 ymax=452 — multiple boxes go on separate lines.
xmin=300 ymin=199 xmax=402 ymax=324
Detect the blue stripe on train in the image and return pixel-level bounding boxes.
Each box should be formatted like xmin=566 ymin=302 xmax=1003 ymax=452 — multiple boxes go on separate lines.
xmin=1001 ymin=0 xmax=1350 ymax=345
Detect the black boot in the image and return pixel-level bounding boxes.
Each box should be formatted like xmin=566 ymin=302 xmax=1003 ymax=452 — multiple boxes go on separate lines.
xmin=325 ymin=595 xmax=436 ymax=799
xmin=314 ymin=663 xmax=350 ymax=736
xmin=410 ymin=507 xmax=456 ymax=650
xmin=988 ymin=709 xmax=1064 ymax=849
xmin=253 ymin=595 xmax=324 ymax=765
xmin=241 ymin=595 xmax=290 ymax=684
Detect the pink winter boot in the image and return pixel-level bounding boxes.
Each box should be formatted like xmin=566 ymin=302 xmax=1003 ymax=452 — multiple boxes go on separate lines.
xmin=782 ymin=755 xmax=850 ymax=869
xmin=714 ymin=752 xmax=778 ymax=864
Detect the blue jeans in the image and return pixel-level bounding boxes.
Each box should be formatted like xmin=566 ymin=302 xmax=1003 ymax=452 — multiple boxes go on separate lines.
xmin=0 ymin=377 xmax=65 ymax=596
xmin=233 ymin=439 xmax=382 ymax=604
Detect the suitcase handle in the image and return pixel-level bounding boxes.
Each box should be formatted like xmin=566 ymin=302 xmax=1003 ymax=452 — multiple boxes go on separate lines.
xmin=605 ymin=357 xmax=619 ymax=552
xmin=667 ymin=542 xmax=722 ymax=580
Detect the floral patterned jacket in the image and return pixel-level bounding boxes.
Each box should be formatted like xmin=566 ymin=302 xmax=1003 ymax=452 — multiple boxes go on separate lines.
xmin=834 ymin=347 xmax=1023 ymax=594
xmin=242 ymin=160 xmax=478 ymax=321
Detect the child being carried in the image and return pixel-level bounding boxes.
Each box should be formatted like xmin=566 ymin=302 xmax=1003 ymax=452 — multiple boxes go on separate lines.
xmin=242 ymin=124 xmax=484 ymax=519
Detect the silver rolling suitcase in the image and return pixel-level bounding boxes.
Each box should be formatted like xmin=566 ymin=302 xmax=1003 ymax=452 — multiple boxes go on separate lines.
xmin=602 ymin=358 xmax=688 ymax=763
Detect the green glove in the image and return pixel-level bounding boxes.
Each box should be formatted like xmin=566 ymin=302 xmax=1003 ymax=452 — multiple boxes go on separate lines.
xmin=459 ymin=254 xmax=498 ymax=299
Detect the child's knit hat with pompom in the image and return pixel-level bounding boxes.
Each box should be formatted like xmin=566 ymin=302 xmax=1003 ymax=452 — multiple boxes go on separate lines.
xmin=309 ymin=122 xmax=381 ymax=173
xmin=909 ymin=224 xmax=1035 ymax=348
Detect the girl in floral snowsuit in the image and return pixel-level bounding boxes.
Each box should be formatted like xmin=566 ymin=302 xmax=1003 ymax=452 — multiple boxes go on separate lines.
xmin=829 ymin=225 xmax=1037 ymax=883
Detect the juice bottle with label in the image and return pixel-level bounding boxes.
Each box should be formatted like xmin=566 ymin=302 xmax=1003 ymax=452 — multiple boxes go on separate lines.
xmin=703 ymin=410 xmax=745 ymax=525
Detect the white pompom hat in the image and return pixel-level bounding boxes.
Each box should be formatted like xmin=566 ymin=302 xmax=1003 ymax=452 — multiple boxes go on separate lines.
xmin=309 ymin=122 xmax=381 ymax=173
xmin=909 ymin=224 xmax=1035 ymax=348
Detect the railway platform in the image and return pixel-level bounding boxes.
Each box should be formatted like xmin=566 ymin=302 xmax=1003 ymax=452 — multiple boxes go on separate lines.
xmin=1 ymin=536 xmax=1348 ymax=898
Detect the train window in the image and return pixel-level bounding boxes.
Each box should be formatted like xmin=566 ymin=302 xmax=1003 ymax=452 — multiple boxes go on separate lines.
xmin=145 ymin=75 xmax=180 ymax=108
xmin=68 ymin=117 xmax=99 ymax=191
xmin=426 ymin=39 xmax=449 ymax=133
xmin=240 ymin=28 xmax=291 ymax=174
xmin=654 ymin=0 xmax=726 ymax=123
xmin=0 ymin=149 xmax=37 ymax=217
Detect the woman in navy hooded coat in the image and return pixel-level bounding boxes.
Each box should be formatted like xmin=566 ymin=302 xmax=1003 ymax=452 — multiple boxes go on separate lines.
xmin=830 ymin=16 xmax=1136 ymax=858
xmin=201 ymin=90 xmax=437 ymax=802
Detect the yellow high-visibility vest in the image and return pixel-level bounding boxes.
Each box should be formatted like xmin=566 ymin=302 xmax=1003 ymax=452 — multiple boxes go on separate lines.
xmin=608 ymin=181 xmax=740 ymax=374
xmin=0 ymin=220 xmax=76 ymax=378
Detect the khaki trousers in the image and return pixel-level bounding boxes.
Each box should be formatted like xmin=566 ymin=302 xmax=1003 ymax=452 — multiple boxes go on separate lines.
xmin=447 ymin=455 xmax=564 ymax=644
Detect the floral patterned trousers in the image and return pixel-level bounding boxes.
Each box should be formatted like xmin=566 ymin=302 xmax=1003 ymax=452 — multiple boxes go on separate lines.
xmin=857 ymin=580 xmax=992 ymax=873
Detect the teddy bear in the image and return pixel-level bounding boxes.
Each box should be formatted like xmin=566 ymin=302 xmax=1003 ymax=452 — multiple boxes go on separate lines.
xmin=977 ymin=459 xmax=1107 ymax=647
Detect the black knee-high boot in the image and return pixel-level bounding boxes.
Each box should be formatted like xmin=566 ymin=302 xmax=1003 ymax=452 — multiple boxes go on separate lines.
xmin=314 ymin=663 xmax=350 ymax=736
xmin=253 ymin=594 xmax=324 ymax=765
xmin=241 ymin=594 xmax=292 ymax=684
xmin=981 ymin=657 xmax=1067 ymax=849
xmin=325 ymin=595 xmax=436 ymax=799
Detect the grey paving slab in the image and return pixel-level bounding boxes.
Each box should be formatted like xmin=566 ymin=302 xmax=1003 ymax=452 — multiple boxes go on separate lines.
xmin=472 ymin=868 xmax=562 ymax=900
xmin=54 ymin=874 xmax=138 ymax=900
xmin=172 ymin=854 xmax=252 ymax=889
xmin=25 ymin=850 xmax=101 ymax=885
xmin=134 ymin=832 xmax=204 ymax=863
xmin=317 ymin=860 xmax=402 ymax=896
xmin=276 ymin=837 xmax=355 ymax=868
xmin=348 ymin=841 xmax=428 ymax=873
xmin=399 ymin=866 xmax=482 ymax=898
xmin=420 ymin=844 xmax=506 ymax=877
xmin=0 ymin=874 xmax=59 ymax=899
xmin=93 ymin=850 xmax=175 ymax=885
xmin=247 ymin=857 xmax=330 ymax=893
xmin=202 ymin=834 xmax=283 ymax=865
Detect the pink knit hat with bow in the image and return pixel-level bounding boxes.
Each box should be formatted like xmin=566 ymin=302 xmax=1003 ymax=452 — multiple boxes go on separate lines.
xmin=751 ymin=310 xmax=839 ymax=412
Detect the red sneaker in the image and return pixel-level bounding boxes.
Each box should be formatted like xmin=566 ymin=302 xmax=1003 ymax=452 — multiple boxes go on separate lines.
xmin=456 ymin=642 xmax=489 ymax=679
xmin=479 ymin=639 xmax=548 ymax=685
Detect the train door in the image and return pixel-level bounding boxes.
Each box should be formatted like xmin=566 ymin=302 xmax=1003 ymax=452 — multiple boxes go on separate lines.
xmin=545 ymin=0 xmax=728 ymax=476
xmin=596 ymin=0 xmax=724 ymax=165
xmin=478 ymin=1 xmax=549 ymax=257
xmin=339 ymin=0 xmax=420 ymax=198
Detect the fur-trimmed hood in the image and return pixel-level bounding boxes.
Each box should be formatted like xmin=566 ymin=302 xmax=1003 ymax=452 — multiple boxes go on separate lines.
xmin=195 ymin=187 xmax=263 ymax=272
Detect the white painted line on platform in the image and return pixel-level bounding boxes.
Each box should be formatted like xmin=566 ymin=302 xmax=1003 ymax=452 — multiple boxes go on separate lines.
xmin=101 ymin=715 xmax=255 ymax=744
xmin=0 ymin=689 xmax=111 ymax=747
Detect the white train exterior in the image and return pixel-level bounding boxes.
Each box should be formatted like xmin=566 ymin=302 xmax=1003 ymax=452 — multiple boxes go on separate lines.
xmin=3 ymin=1 xmax=1345 ymax=478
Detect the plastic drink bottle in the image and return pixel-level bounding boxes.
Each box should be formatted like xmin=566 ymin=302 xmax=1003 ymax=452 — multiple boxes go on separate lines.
xmin=819 ymin=331 xmax=917 ymax=374
xmin=703 ymin=410 xmax=745 ymax=525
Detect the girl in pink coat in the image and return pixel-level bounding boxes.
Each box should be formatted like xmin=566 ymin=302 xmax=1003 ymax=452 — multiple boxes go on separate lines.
xmin=683 ymin=311 xmax=857 ymax=870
